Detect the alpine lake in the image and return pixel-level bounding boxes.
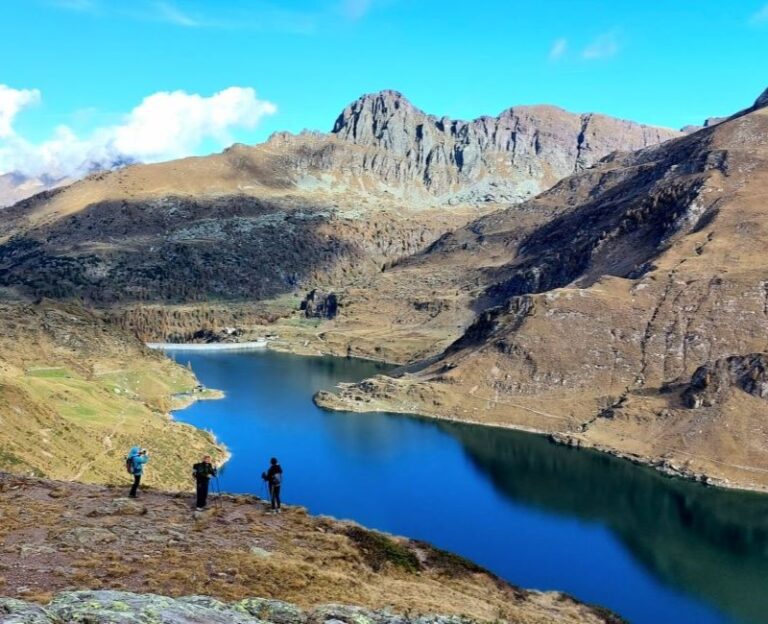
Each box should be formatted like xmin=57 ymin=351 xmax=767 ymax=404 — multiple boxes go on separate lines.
xmin=164 ymin=349 xmax=768 ymax=624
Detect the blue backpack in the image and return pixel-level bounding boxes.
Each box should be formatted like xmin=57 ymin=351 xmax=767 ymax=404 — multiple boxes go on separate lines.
xmin=125 ymin=447 xmax=140 ymax=474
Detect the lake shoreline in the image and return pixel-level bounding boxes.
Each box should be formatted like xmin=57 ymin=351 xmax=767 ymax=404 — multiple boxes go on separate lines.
xmin=314 ymin=386 xmax=768 ymax=496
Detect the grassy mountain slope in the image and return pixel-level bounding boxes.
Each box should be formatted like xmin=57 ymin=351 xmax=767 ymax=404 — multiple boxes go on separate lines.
xmin=0 ymin=300 xmax=223 ymax=488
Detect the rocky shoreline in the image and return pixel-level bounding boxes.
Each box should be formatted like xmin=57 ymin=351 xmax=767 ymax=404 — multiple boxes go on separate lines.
xmin=313 ymin=375 xmax=768 ymax=495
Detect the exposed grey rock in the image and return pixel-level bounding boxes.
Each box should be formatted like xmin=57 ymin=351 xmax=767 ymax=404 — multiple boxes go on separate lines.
xmin=239 ymin=598 xmax=307 ymax=624
xmin=47 ymin=591 xmax=261 ymax=624
xmin=684 ymin=353 xmax=768 ymax=408
xmin=62 ymin=526 xmax=118 ymax=547
xmin=0 ymin=598 xmax=50 ymax=624
xmin=301 ymin=289 xmax=339 ymax=319
xmin=0 ymin=591 xmax=486 ymax=624
xmin=86 ymin=498 xmax=147 ymax=517
xmin=330 ymin=90 xmax=680 ymax=203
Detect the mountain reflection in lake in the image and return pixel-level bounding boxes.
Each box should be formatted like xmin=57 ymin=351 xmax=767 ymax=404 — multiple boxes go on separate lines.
xmin=168 ymin=349 xmax=768 ymax=624
xmin=442 ymin=421 xmax=768 ymax=624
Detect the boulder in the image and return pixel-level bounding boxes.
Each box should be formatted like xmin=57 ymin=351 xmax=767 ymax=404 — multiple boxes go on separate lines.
xmin=0 ymin=598 xmax=51 ymax=624
xmin=683 ymin=353 xmax=768 ymax=408
xmin=87 ymin=498 xmax=147 ymax=517
xmin=47 ymin=591 xmax=261 ymax=624
xmin=300 ymin=290 xmax=339 ymax=319
xmin=238 ymin=598 xmax=306 ymax=624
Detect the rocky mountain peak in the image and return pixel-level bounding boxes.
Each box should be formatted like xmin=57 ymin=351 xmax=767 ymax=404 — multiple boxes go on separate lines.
xmin=330 ymin=90 xmax=681 ymax=203
xmin=331 ymin=90 xmax=426 ymax=155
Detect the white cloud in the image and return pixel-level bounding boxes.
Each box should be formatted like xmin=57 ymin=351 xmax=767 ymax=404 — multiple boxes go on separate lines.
xmin=751 ymin=3 xmax=768 ymax=23
xmin=0 ymin=85 xmax=41 ymax=138
xmin=549 ymin=38 xmax=568 ymax=60
xmin=342 ymin=0 xmax=373 ymax=20
xmin=582 ymin=32 xmax=620 ymax=60
xmin=0 ymin=86 xmax=277 ymax=178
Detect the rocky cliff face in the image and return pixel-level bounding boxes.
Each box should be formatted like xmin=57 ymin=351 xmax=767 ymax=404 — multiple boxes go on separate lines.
xmin=331 ymin=90 xmax=680 ymax=203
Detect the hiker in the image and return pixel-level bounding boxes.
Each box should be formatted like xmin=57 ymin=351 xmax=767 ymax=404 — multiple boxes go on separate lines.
xmin=261 ymin=457 xmax=283 ymax=513
xmin=127 ymin=447 xmax=149 ymax=498
xmin=192 ymin=455 xmax=217 ymax=511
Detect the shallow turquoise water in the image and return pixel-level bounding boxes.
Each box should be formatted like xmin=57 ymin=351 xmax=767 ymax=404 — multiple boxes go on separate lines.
xmin=167 ymin=349 xmax=768 ymax=624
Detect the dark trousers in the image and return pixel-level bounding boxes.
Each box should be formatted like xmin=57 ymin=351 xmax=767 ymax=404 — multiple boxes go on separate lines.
xmin=196 ymin=478 xmax=210 ymax=508
xmin=129 ymin=474 xmax=141 ymax=497
xmin=270 ymin=484 xmax=281 ymax=510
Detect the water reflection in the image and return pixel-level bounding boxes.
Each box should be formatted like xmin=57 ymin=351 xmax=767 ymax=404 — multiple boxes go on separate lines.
xmin=441 ymin=422 xmax=768 ymax=624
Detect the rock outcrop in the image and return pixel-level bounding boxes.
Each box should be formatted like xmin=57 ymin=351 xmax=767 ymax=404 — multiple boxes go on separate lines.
xmin=683 ymin=354 xmax=768 ymax=408
xmin=0 ymin=591 xmax=490 ymax=624
xmin=301 ymin=289 xmax=338 ymax=319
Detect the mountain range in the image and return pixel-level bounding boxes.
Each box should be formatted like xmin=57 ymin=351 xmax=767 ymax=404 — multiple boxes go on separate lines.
xmin=2 ymin=88 xmax=767 ymax=493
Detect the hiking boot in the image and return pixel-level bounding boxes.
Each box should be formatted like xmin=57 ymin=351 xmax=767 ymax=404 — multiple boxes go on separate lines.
xmin=195 ymin=507 xmax=205 ymax=512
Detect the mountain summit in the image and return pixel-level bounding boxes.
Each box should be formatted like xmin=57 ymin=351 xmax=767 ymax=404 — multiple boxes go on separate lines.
xmin=331 ymin=90 xmax=680 ymax=203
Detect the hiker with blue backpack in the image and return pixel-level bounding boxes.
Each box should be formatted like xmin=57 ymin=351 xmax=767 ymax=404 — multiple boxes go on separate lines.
xmin=126 ymin=447 xmax=149 ymax=498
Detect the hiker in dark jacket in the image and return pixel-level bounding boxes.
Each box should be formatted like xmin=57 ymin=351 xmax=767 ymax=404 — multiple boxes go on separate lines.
xmin=128 ymin=448 xmax=149 ymax=498
xmin=261 ymin=457 xmax=283 ymax=513
xmin=192 ymin=455 xmax=217 ymax=511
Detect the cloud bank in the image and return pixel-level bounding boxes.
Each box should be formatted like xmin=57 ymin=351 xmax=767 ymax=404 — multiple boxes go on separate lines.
xmin=0 ymin=85 xmax=41 ymax=138
xmin=0 ymin=86 xmax=277 ymax=178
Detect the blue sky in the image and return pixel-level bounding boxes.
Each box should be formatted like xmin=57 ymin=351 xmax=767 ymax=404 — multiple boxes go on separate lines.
xmin=1 ymin=0 xmax=766 ymax=176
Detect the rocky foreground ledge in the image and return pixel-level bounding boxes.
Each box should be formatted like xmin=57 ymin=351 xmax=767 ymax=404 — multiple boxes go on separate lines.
xmin=0 ymin=473 xmax=623 ymax=624
xmin=0 ymin=590 xmax=490 ymax=624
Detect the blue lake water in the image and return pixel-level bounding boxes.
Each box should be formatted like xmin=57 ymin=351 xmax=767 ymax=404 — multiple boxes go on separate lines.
xmin=167 ymin=349 xmax=768 ymax=624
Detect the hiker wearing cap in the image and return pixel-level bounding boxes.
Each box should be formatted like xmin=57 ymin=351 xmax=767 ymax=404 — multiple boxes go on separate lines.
xmin=192 ymin=455 xmax=217 ymax=511
xmin=261 ymin=457 xmax=283 ymax=513
xmin=128 ymin=448 xmax=149 ymax=498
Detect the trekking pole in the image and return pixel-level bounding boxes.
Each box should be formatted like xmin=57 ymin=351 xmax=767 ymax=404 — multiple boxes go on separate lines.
xmin=215 ymin=475 xmax=222 ymax=509
xmin=262 ymin=480 xmax=269 ymax=506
